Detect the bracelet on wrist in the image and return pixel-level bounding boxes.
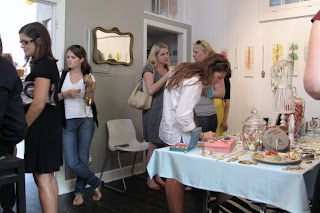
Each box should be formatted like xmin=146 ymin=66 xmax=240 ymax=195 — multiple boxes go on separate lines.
xmin=61 ymin=92 xmax=65 ymax=98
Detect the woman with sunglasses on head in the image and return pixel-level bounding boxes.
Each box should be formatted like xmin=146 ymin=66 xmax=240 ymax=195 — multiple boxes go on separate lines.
xmin=194 ymin=41 xmax=231 ymax=136
xmin=58 ymin=45 xmax=101 ymax=206
xmin=19 ymin=22 xmax=62 ymax=213
xmin=188 ymin=40 xmax=227 ymax=200
xmin=159 ymin=54 xmax=231 ymax=213
xmin=192 ymin=40 xmax=225 ymax=136
xmin=143 ymin=42 xmax=170 ymax=190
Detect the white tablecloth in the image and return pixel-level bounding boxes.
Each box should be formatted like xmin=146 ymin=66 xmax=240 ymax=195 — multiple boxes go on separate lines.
xmin=147 ymin=144 xmax=320 ymax=213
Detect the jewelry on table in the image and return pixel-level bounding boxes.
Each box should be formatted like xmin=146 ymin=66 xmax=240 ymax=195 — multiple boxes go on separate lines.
xmin=282 ymin=165 xmax=304 ymax=171
xmin=238 ymin=160 xmax=258 ymax=165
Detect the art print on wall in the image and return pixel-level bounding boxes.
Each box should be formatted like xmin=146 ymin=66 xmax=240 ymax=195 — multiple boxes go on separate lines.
xmin=288 ymin=42 xmax=299 ymax=76
xmin=272 ymin=44 xmax=283 ymax=66
xmin=244 ymin=46 xmax=254 ymax=77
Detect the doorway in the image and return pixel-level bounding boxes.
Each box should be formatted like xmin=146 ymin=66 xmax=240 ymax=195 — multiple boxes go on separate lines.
xmin=2 ymin=0 xmax=67 ymax=194
xmin=143 ymin=19 xmax=187 ymax=68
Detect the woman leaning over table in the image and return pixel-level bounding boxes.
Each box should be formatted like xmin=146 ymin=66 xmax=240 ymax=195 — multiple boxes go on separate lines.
xmin=190 ymin=40 xmax=226 ymax=200
xmin=193 ymin=40 xmax=225 ymax=136
xmin=159 ymin=53 xmax=231 ymax=213
xmin=143 ymin=42 xmax=170 ymax=190
xmin=19 ymin=22 xmax=62 ymax=213
xmin=58 ymin=45 xmax=101 ymax=206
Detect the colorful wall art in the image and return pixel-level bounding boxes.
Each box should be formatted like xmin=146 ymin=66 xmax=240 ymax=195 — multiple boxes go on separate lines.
xmin=288 ymin=42 xmax=299 ymax=76
xmin=272 ymin=44 xmax=283 ymax=66
xmin=244 ymin=46 xmax=254 ymax=77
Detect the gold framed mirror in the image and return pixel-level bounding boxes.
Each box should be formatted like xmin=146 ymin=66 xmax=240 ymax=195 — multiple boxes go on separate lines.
xmin=93 ymin=27 xmax=134 ymax=66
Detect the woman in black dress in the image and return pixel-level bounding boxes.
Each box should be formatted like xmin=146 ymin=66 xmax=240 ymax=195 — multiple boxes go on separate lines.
xmin=143 ymin=42 xmax=169 ymax=190
xmin=19 ymin=22 xmax=62 ymax=213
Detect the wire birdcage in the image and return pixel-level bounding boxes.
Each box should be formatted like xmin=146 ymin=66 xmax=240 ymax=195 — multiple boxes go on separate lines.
xmin=271 ymin=59 xmax=295 ymax=126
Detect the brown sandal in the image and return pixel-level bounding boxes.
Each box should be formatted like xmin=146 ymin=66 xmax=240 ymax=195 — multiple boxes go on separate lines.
xmin=93 ymin=182 xmax=103 ymax=201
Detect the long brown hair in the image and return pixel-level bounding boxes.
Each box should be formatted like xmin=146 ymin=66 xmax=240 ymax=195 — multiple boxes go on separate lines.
xmin=19 ymin=22 xmax=57 ymax=65
xmin=64 ymin=45 xmax=92 ymax=75
xmin=166 ymin=54 xmax=231 ymax=91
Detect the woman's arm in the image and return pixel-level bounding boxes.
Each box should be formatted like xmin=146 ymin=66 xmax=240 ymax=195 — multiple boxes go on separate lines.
xmin=213 ymin=80 xmax=225 ymax=99
xmin=144 ymin=71 xmax=169 ymax=95
xmin=221 ymin=99 xmax=230 ymax=132
xmin=0 ymin=87 xmax=9 ymax=122
xmin=304 ymin=21 xmax=320 ymax=100
xmin=25 ymin=77 xmax=50 ymax=127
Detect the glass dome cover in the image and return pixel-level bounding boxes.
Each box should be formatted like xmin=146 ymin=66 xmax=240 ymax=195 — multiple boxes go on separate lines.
xmin=242 ymin=109 xmax=267 ymax=127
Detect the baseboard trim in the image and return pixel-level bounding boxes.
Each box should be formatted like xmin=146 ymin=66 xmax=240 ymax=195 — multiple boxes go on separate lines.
xmin=58 ymin=162 xmax=146 ymax=195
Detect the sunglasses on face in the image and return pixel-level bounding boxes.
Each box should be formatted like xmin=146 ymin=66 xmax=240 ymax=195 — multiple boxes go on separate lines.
xmin=195 ymin=40 xmax=207 ymax=51
xmin=19 ymin=39 xmax=35 ymax=45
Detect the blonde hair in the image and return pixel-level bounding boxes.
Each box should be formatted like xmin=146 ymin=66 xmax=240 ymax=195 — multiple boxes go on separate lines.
xmin=147 ymin=42 xmax=170 ymax=70
xmin=193 ymin=40 xmax=216 ymax=55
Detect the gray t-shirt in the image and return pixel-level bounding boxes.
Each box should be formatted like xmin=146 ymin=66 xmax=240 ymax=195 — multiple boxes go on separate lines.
xmin=194 ymin=95 xmax=216 ymax=116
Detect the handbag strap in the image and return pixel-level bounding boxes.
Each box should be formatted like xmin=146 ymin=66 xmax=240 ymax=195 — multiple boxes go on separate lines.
xmin=142 ymin=64 xmax=155 ymax=92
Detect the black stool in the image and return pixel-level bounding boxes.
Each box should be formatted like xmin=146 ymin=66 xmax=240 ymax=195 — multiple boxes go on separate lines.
xmin=0 ymin=154 xmax=26 ymax=213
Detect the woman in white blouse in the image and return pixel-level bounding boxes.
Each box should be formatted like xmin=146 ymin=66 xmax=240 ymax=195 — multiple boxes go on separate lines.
xmin=159 ymin=53 xmax=231 ymax=213
xmin=58 ymin=45 xmax=101 ymax=206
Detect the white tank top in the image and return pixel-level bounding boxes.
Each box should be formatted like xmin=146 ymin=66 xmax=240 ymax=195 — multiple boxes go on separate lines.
xmin=61 ymin=72 xmax=96 ymax=119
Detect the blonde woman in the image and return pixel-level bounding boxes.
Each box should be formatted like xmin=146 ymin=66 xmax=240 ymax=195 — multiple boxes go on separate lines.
xmin=193 ymin=40 xmax=225 ymax=136
xmin=143 ymin=42 xmax=170 ymax=190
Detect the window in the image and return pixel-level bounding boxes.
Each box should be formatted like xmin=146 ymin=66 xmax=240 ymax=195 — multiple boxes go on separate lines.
xmin=144 ymin=0 xmax=183 ymax=21
xmin=259 ymin=0 xmax=320 ymax=21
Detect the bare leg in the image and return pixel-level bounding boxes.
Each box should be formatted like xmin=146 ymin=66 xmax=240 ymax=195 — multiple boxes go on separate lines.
xmin=51 ymin=173 xmax=58 ymax=203
xmin=146 ymin=143 xmax=161 ymax=188
xmin=34 ymin=173 xmax=58 ymax=213
xmin=165 ymin=178 xmax=184 ymax=213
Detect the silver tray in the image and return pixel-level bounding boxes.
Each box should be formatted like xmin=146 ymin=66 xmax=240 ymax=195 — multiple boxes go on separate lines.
xmin=252 ymin=152 xmax=301 ymax=165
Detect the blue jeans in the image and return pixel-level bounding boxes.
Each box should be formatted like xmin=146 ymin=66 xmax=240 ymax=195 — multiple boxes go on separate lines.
xmin=197 ymin=114 xmax=218 ymax=132
xmin=63 ymin=118 xmax=101 ymax=195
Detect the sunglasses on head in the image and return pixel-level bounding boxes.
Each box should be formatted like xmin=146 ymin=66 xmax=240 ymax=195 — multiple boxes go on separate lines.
xmin=195 ymin=40 xmax=207 ymax=51
xmin=19 ymin=39 xmax=36 ymax=45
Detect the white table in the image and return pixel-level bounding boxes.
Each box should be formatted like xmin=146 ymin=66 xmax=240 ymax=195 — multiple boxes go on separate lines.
xmin=147 ymin=143 xmax=320 ymax=213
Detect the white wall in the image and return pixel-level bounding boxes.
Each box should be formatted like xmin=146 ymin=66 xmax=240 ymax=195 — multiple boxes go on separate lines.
xmin=185 ymin=0 xmax=320 ymax=133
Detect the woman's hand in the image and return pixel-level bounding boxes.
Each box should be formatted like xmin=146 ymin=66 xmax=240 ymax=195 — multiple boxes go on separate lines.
xmin=202 ymin=131 xmax=216 ymax=141
xmin=83 ymin=74 xmax=93 ymax=86
xmin=64 ymin=89 xmax=81 ymax=98
xmin=221 ymin=120 xmax=228 ymax=132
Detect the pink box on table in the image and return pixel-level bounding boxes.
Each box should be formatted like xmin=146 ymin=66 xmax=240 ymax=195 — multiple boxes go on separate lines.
xmin=204 ymin=137 xmax=236 ymax=153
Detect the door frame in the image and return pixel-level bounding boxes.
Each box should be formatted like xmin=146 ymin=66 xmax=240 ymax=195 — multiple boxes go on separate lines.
xmin=143 ymin=19 xmax=187 ymax=66
xmin=34 ymin=0 xmax=68 ymax=194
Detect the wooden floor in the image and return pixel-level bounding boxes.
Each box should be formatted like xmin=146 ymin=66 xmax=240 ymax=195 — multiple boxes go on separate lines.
xmin=5 ymin=173 xmax=232 ymax=213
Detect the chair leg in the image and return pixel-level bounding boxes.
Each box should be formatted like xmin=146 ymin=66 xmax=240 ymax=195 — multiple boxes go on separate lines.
xmin=100 ymin=152 xmax=111 ymax=180
xmin=131 ymin=152 xmax=146 ymax=179
xmin=131 ymin=152 xmax=137 ymax=175
xmin=103 ymin=151 xmax=126 ymax=193
xmin=17 ymin=159 xmax=26 ymax=213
